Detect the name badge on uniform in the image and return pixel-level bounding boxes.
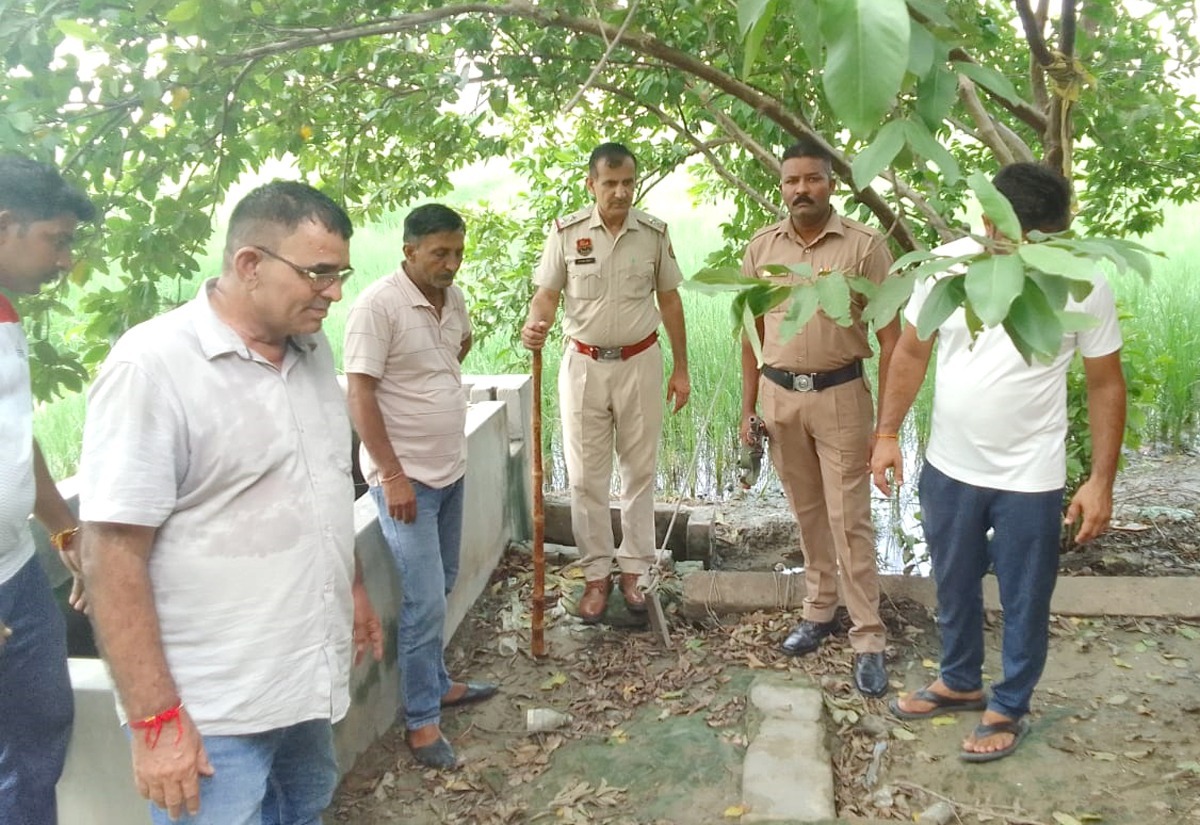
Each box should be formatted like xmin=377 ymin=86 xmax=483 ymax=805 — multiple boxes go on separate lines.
xmin=576 ymin=237 xmax=593 ymax=255
xmin=574 ymin=257 xmax=596 ymax=265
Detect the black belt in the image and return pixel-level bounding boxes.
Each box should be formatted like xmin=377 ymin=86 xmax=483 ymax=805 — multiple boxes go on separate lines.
xmin=762 ymin=360 xmax=862 ymax=392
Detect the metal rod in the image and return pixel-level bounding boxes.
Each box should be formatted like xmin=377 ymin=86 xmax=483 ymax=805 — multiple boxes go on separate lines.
xmin=530 ymin=349 xmax=546 ymax=658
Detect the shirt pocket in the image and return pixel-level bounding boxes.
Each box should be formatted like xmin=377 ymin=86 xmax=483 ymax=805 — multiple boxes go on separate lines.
xmin=618 ymin=258 xmax=656 ymax=300
xmin=565 ymin=259 xmax=602 ymax=300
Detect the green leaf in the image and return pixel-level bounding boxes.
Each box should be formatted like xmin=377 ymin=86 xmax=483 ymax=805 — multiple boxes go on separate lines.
xmin=915 ymin=66 xmax=958 ymax=130
xmin=964 ymin=254 xmax=1023 ymax=326
xmin=790 ymin=0 xmax=823 ymax=67
xmin=688 ymin=266 xmax=763 ymax=293
xmin=902 ymin=118 xmax=960 ymax=184
xmin=851 ymin=120 xmax=906 ymax=189
xmin=818 ymin=0 xmax=911 ymax=135
xmin=1018 ymin=244 xmax=1095 ymax=281
xmin=968 ymin=171 xmax=1022 ymax=242
xmin=54 ymin=19 xmax=100 ymax=42
xmin=1028 ymin=271 xmax=1070 ymax=309
xmin=814 ymin=272 xmax=852 ymax=325
xmin=953 ymin=61 xmax=1023 ymax=107
xmin=907 ymin=22 xmax=935 ymax=77
xmin=891 ymin=249 xmax=941 ymax=272
xmin=738 ymin=0 xmax=775 ymax=35
xmin=901 ymin=253 xmax=979 ymax=282
xmin=742 ymin=0 xmax=779 ymax=77
xmin=915 ymin=274 xmax=964 ymax=340
xmin=905 ymin=0 xmax=954 ymax=28
xmin=1006 ymin=280 xmax=1064 ymax=362
xmin=739 ymin=297 xmax=765 ymax=363
xmin=861 ymin=271 xmax=916 ymax=329
xmin=164 ymin=0 xmax=201 ymax=23
xmin=778 ymin=285 xmax=820 ymax=340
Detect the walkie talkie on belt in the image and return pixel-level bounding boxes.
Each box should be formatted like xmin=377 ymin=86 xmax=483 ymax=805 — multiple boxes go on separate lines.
xmin=738 ymin=415 xmax=767 ymax=489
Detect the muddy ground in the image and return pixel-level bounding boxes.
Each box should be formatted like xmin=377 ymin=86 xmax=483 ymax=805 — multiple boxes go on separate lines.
xmin=332 ymin=451 xmax=1200 ymax=824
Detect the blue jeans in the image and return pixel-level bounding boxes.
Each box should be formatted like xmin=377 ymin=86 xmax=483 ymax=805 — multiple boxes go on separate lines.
xmin=371 ymin=478 xmax=464 ymax=731
xmin=0 ymin=555 xmax=74 ymax=825
xmin=146 ymin=718 xmax=336 ymax=825
xmin=919 ymin=462 xmax=1062 ymax=719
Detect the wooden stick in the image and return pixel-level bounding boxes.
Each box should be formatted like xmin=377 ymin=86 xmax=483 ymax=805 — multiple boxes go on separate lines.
xmin=531 ymin=349 xmax=547 ymax=658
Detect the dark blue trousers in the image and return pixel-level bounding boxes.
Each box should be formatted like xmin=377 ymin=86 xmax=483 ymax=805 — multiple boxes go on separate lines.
xmin=0 ymin=555 xmax=74 ymax=825
xmin=919 ymin=462 xmax=1063 ymax=719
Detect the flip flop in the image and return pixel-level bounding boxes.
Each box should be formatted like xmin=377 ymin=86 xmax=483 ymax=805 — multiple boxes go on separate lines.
xmin=960 ymin=717 xmax=1030 ymax=763
xmin=888 ymin=687 xmax=988 ymax=720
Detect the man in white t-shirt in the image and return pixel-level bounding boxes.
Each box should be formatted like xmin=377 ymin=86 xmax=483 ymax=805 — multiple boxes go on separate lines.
xmin=80 ymin=182 xmax=384 ymax=823
xmin=870 ymin=163 xmax=1126 ymax=763
xmin=0 ymin=155 xmax=94 ymax=825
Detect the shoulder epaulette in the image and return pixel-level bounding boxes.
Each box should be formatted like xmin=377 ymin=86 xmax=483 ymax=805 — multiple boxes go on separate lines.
xmin=553 ymin=208 xmax=591 ymax=232
xmin=633 ymin=210 xmax=668 ymax=234
xmin=748 ymin=220 xmax=786 ymax=243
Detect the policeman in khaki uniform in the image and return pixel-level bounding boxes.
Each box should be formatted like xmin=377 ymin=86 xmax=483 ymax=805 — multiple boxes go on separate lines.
xmin=740 ymin=137 xmax=900 ymax=698
xmin=522 ymin=142 xmax=689 ymax=623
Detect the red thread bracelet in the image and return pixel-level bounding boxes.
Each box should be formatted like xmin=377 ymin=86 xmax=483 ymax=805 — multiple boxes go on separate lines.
xmin=130 ymin=701 xmax=184 ymax=748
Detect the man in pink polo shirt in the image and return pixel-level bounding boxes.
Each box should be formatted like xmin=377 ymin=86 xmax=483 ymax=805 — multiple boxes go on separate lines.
xmin=345 ymin=204 xmax=498 ymax=770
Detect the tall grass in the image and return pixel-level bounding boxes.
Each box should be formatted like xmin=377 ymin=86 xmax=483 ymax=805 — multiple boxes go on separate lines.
xmin=31 ymin=177 xmax=1200 ymax=494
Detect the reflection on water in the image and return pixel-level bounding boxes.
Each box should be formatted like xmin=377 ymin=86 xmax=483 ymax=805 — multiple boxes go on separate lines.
xmin=539 ymin=427 xmax=929 ymax=575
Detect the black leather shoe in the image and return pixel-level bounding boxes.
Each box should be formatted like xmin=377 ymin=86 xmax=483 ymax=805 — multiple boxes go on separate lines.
xmin=780 ymin=619 xmax=840 ymax=656
xmin=854 ymin=652 xmax=888 ymax=698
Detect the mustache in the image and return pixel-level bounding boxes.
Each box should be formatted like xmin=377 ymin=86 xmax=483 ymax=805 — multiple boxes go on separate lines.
xmin=792 ymin=196 xmax=814 ymax=206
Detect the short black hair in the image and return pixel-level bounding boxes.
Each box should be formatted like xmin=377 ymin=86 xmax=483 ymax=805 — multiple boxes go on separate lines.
xmin=588 ymin=143 xmax=637 ymax=176
xmin=993 ymin=163 xmax=1072 ymax=233
xmin=403 ymin=203 xmax=465 ymax=243
xmin=0 ymin=155 xmax=96 ymax=223
xmin=225 ymin=181 xmax=353 ymax=256
xmin=781 ymin=137 xmax=834 ymax=175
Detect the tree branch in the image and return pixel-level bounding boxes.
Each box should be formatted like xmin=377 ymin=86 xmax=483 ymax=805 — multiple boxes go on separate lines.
xmin=594 ymin=82 xmax=784 ymax=218
xmin=957 ymin=75 xmax=1017 ymax=164
xmin=881 ymin=171 xmax=955 ymax=242
xmin=560 ymin=0 xmax=643 ymax=114
xmin=1015 ymin=0 xmax=1054 ymax=65
xmin=1060 ymin=0 xmax=1077 ymax=57
xmin=946 ymin=47 xmax=1048 ymax=132
xmin=223 ymin=2 xmax=918 ymax=249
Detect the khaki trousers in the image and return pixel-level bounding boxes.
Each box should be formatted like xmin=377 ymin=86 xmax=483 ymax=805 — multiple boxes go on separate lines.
xmin=760 ymin=375 xmax=885 ymax=653
xmin=559 ymin=344 xmax=663 ymax=580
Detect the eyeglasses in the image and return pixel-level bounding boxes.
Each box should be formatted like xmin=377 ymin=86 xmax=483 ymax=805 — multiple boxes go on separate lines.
xmin=253 ymin=245 xmax=354 ymax=291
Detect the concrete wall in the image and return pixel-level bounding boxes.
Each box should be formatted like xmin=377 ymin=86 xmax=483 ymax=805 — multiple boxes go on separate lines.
xmin=43 ymin=376 xmax=531 ymax=825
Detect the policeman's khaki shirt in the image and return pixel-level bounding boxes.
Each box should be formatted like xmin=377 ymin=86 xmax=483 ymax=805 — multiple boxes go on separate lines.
xmin=533 ymin=205 xmax=683 ymax=348
xmin=742 ymin=212 xmax=893 ymax=373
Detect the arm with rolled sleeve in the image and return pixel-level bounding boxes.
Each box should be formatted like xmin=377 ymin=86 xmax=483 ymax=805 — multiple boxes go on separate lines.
xmin=522 ymin=224 xmax=565 ymax=351
xmin=655 ymin=227 xmax=689 ymax=412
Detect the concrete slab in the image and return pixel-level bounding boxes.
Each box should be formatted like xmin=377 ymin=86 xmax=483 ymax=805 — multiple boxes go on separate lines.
xmin=682 ymin=571 xmax=1200 ymax=619
xmin=743 ymin=676 xmax=835 ymax=822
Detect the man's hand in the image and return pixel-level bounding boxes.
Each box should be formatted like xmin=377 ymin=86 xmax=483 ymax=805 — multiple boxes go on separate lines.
xmin=870 ymin=438 xmax=904 ymax=497
xmin=58 ymin=531 xmax=88 ymax=614
xmin=521 ymin=320 xmax=549 ymax=351
xmin=131 ymin=706 xmax=213 ymax=821
xmin=1065 ymin=476 xmax=1113 ymax=544
xmin=383 ymin=474 xmax=417 ymax=523
xmin=352 ymin=582 xmax=385 ymax=666
xmin=0 ymin=620 xmax=11 ymax=651
xmin=738 ymin=412 xmax=766 ymax=446
xmin=666 ymin=368 xmax=690 ymax=413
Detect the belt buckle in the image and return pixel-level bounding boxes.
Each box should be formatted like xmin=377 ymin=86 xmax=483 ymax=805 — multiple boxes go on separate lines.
xmin=596 ymin=346 xmax=622 ymax=361
xmin=792 ymin=373 xmax=815 ymax=392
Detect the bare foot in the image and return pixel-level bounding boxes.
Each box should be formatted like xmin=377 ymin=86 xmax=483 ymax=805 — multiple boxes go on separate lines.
xmin=894 ymin=678 xmax=984 ymax=715
xmin=407 ymin=723 xmax=443 ymax=750
xmin=962 ymin=710 xmax=1018 ymax=755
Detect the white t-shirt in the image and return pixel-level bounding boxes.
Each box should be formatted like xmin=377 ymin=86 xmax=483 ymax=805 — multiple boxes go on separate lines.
xmin=0 ymin=293 xmax=35 ymax=585
xmin=79 ymin=282 xmax=356 ymax=735
xmin=905 ymin=237 xmax=1123 ymax=492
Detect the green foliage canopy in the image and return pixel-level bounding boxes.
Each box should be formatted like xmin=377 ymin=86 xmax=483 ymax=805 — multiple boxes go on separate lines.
xmin=0 ymin=0 xmax=1196 ymax=393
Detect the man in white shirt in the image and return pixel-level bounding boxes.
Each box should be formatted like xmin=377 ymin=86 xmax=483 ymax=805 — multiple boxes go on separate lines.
xmin=871 ymin=163 xmax=1126 ymax=762
xmin=0 ymin=155 xmax=94 ymax=825
xmin=80 ymin=182 xmax=384 ymax=823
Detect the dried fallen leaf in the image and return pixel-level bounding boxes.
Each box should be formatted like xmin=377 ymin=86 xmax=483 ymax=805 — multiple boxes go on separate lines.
xmin=1111 ymin=657 xmax=1132 ymax=669
xmin=1107 ymin=693 xmax=1130 ymax=705
xmin=1178 ymin=626 xmax=1200 ymax=640
xmin=930 ymin=716 xmax=959 ymax=727
xmin=891 ymin=727 xmax=917 ymax=741
xmin=723 ymin=803 xmax=749 ymax=818
xmin=1090 ymin=751 xmax=1118 ymax=761
xmin=1052 ymin=813 xmax=1083 ymax=825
